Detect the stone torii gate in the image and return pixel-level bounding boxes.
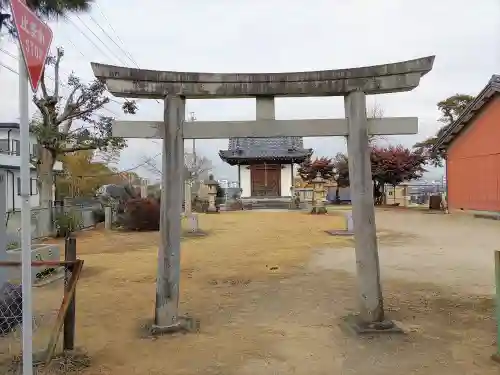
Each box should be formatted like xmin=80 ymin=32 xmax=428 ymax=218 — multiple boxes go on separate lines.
xmin=91 ymin=56 xmax=434 ymax=333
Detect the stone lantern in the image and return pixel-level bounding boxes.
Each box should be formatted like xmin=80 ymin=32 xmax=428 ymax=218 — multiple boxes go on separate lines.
xmin=204 ymin=175 xmax=219 ymax=213
xmin=311 ymin=172 xmax=327 ymax=214
xmin=289 ymin=186 xmax=301 ymax=210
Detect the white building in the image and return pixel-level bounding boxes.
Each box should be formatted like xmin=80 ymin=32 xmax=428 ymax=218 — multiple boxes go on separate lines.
xmin=0 ymin=123 xmax=62 ymax=210
xmin=219 ymin=137 xmax=312 ymax=198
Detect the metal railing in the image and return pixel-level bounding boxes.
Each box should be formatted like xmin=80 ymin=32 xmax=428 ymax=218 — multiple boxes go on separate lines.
xmin=0 ymin=238 xmax=84 ymax=373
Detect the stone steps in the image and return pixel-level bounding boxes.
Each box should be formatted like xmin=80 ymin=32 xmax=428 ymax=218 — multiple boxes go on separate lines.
xmin=225 ymin=197 xmax=295 ymax=211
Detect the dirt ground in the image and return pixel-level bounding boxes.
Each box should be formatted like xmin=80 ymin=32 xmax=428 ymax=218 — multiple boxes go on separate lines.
xmin=6 ymin=209 xmax=500 ymax=374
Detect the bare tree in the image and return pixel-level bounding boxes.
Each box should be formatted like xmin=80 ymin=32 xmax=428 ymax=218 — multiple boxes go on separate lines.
xmin=95 ymin=149 xmax=121 ymax=167
xmin=342 ymin=101 xmax=386 ymax=148
xmin=183 ymin=152 xmax=212 ymax=182
xmin=31 ymin=46 xmax=136 ymax=234
xmin=367 ymin=101 xmax=386 ymax=145
xmin=141 ymin=152 xmax=212 ymax=183
xmin=368 ymin=100 xmax=385 ymax=119
xmin=141 ymin=156 xmax=162 ymax=178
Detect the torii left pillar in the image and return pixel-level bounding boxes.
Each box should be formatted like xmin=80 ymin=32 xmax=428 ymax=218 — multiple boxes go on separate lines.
xmin=152 ymin=95 xmax=196 ymax=334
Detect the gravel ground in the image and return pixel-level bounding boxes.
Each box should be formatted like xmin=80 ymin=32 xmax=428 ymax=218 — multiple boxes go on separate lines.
xmin=11 ymin=210 xmax=497 ymax=375
xmin=312 ymin=209 xmax=500 ymax=295
xmin=302 ymin=208 xmax=500 ymax=374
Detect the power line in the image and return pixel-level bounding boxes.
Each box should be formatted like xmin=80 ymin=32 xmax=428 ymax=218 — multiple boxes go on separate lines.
xmin=2 ymin=46 xmax=77 ymax=83
xmin=77 ymin=8 xmax=161 ymax=104
xmin=75 ymin=15 xmax=128 ymax=66
xmin=0 ymin=46 xmax=14 ymax=59
xmin=64 ymin=16 xmax=116 ymax=63
xmin=94 ymin=3 xmax=132 ymax=58
xmin=0 ymin=50 xmax=120 ymax=117
xmin=1 ymin=19 xmax=161 ymax=178
xmin=0 ymin=57 xmax=160 ymax=174
xmin=88 ymin=14 xmax=138 ymax=68
xmin=0 ymin=47 xmax=123 ymax=116
xmin=65 ymin=38 xmax=85 ymax=58
xmin=0 ymin=59 xmax=16 ymax=74
xmin=53 ymin=23 xmax=135 ymax=108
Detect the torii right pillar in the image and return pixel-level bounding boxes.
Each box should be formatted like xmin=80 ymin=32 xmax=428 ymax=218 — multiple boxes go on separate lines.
xmin=344 ymin=90 xmax=387 ymax=331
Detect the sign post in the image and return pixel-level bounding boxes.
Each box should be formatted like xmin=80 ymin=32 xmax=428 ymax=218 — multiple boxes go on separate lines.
xmin=9 ymin=1 xmax=52 ymax=374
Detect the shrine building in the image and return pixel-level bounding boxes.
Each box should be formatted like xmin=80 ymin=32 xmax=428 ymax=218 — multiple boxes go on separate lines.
xmin=219 ymin=136 xmax=312 ymax=198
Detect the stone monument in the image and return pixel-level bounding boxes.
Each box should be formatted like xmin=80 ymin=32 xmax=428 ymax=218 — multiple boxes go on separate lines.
xmin=91 ymin=55 xmax=435 ymax=334
xmin=326 ymin=211 xmax=354 ymax=236
xmin=204 ymin=175 xmax=219 ymax=214
xmin=310 ymin=172 xmax=327 ymax=215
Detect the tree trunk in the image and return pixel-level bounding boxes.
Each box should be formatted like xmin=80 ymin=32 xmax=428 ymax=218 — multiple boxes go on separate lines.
xmin=37 ymin=148 xmax=55 ymax=236
xmin=373 ymin=181 xmax=384 ymax=205
xmin=335 ymin=186 xmax=340 ymax=204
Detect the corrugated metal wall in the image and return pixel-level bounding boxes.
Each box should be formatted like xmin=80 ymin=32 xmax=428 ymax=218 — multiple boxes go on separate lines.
xmin=447 ymin=97 xmax=500 ymax=212
xmin=448 ymin=154 xmax=500 ymax=211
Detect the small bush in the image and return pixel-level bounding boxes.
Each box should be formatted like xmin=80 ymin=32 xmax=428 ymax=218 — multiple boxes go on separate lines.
xmin=121 ymin=198 xmax=160 ymax=231
xmin=6 ymin=241 xmax=19 ymax=250
xmin=54 ymin=211 xmax=83 ymax=238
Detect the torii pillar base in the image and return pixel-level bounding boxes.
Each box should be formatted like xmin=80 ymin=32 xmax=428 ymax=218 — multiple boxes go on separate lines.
xmin=149 ymin=315 xmax=200 ymax=336
xmin=310 ymin=206 xmax=327 ymax=215
xmin=341 ymin=314 xmax=404 ymax=336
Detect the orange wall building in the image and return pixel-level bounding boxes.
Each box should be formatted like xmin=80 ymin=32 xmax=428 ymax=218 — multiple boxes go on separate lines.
xmin=435 ymin=75 xmax=500 ymax=213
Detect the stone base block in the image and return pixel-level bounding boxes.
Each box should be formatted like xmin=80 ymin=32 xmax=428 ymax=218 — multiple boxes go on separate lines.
xmin=310 ymin=206 xmax=328 ymax=215
xmin=150 ymin=315 xmax=200 ymax=336
xmin=325 ymin=229 xmax=354 ymax=236
xmin=183 ymin=229 xmax=208 ymax=238
xmin=341 ymin=314 xmax=405 ymax=336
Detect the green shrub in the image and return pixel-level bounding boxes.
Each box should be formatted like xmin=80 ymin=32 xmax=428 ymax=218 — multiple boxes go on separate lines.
xmin=6 ymin=241 xmax=19 ymax=250
xmin=54 ymin=211 xmax=83 ymax=238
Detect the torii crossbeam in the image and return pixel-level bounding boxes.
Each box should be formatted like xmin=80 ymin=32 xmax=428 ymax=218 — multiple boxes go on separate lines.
xmin=91 ymin=55 xmax=435 ymax=334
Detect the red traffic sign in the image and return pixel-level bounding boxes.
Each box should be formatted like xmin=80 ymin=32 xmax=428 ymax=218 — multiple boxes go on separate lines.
xmin=9 ymin=0 xmax=53 ymax=92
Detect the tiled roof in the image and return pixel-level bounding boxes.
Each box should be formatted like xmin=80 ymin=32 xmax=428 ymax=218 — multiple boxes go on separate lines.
xmin=219 ymin=137 xmax=312 ymax=165
xmin=434 ymin=75 xmax=500 ymax=151
xmin=0 ymin=123 xmax=20 ymax=130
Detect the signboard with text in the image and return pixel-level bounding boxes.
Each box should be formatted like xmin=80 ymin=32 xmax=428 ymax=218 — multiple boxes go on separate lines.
xmin=9 ymin=0 xmax=53 ymax=92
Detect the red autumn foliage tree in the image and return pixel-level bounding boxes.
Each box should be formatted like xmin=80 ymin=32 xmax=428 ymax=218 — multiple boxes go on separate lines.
xmin=297 ymin=157 xmax=335 ymax=183
xmin=332 ymin=153 xmax=350 ymax=203
xmin=120 ymin=197 xmax=161 ymax=231
xmin=370 ymin=145 xmax=427 ymax=204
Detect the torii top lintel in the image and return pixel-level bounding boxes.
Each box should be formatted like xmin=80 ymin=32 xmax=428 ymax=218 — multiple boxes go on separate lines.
xmin=90 ymin=56 xmax=435 ymax=100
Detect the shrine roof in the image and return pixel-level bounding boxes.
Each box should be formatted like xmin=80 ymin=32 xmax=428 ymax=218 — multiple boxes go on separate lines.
xmin=434 ymin=75 xmax=500 ymax=151
xmin=219 ymin=137 xmax=312 ymax=165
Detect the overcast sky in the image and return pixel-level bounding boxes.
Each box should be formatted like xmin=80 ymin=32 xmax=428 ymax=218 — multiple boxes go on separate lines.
xmin=0 ymin=0 xmax=499 ymax=183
